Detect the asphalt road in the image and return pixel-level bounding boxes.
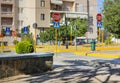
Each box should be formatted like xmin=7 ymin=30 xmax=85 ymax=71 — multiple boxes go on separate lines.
xmin=0 ymin=53 xmax=120 ymax=83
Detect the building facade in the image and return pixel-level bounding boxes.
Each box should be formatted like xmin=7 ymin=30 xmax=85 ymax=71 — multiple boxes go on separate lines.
xmin=0 ymin=0 xmax=17 ymax=33
xmin=0 ymin=0 xmax=98 ymax=44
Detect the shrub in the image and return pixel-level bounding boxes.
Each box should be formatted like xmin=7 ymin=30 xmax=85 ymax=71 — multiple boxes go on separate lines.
xmin=13 ymin=40 xmax=19 ymax=45
xmin=21 ymin=33 xmax=34 ymax=45
xmin=15 ymin=41 xmax=34 ymax=54
xmin=105 ymin=34 xmax=113 ymax=45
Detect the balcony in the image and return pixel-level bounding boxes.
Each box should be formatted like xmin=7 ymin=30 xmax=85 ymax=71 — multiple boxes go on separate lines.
xmin=1 ymin=12 xmax=13 ymax=17
xmin=66 ymin=12 xmax=88 ymax=18
xmin=50 ymin=10 xmax=87 ymax=18
xmin=1 ymin=0 xmax=14 ymax=4
xmin=51 ymin=0 xmax=63 ymax=5
xmin=63 ymin=0 xmax=75 ymax=2
xmin=1 ymin=17 xmax=13 ymax=27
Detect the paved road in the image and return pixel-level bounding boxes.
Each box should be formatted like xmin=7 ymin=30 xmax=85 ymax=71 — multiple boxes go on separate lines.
xmin=0 ymin=53 xmax=120 ymax=83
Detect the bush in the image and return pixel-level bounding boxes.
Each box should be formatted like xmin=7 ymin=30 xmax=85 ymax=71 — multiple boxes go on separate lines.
xmin=15 ymin=41 xmax=34 ymax=54
xmin=13 ymin=40 xmax=19 ymax=45
xmin=21 ymin=33 xmax=34 ymax=45
xmin=105 ymin=34 xmax=113 ymax=45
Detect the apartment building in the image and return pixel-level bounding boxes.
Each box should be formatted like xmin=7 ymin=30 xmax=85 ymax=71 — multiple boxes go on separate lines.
xmin=0 ymin=0 xmax=17 ymax=34
xmin=50 ymin=0 xmax=98 ymax=39
xmin=0 ymin=0 xmax=97 ymax=45
xmin=17 ymin=0 xmax=50 ymax=35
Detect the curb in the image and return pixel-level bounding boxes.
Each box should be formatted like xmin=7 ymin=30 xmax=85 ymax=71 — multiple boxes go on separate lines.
xmin=74 ymin=51 xmax=120 ymax=59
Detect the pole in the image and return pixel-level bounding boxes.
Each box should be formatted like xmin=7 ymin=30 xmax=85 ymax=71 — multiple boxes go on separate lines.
xmin=65 ymin=13 xmax=68 ymax=49
xmin=34 ymin=28 xmax=36 ymax=53
xmin=102 ymin=30 xmax=104 ymax=46
xmin=75 ymin=34 xmax=77 ymax=51
xmin=56 ymin=28 xmax=58 ymax=53
xmin=87 ymin=0 xmax=90 ymax=28
xmin=71 ymin=26 xmax=72 ymax=45
xmin=74 ymin=25 xmax=77 ymax=51
xmin=98 ymin=28 xmax=101 ymax=46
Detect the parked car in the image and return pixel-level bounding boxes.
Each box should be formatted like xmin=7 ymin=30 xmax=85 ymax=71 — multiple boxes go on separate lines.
xmin=72 ymin=41 xmax=85 ymax=45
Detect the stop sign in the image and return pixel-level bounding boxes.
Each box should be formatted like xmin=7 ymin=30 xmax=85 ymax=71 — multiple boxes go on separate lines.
xmin=52 ymin=13 xmax=61 ymax=22
xmin=96 ymin=13 xmax=102 ymax=22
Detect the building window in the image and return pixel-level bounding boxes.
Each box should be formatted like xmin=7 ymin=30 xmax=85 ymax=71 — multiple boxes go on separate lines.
xmin=76 ymin=4 xmax=83 ymax=12
xmin=41 ymin=0 xmax=45 ymax=7
xmin=40 ymin=14 xmax=45 ymax=20
xmin=18 ymin=20 xmax=23 ymax=26
xmin=18 ymin=8 xmax=23 ymax=13
xmin=65 ymin=3 xmax=70 ymax=11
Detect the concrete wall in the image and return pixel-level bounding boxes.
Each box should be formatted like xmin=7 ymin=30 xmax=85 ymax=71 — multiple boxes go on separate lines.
xmin=0 ymin=55 xmax=53 ymax=79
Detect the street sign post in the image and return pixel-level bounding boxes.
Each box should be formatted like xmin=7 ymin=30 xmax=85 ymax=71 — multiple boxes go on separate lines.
xmin=53 ymin=22 xmax=60 ymax=28
xmin=24 ymin=26 xmax=28 ymax=34
xmin=52 ymin=13 xmax=61 ymax=53
xmin=96 ymin=13 xmax=102 ymax=22
xmin=52 ymin=13 xmax=61 ymax=22
xmin=6 ymin=27 xmax=10 ymax=36
xmin=96 ymin=13 xmax=104 ymax=45
xmin=97 ymin=22 xmax=102 ymax=28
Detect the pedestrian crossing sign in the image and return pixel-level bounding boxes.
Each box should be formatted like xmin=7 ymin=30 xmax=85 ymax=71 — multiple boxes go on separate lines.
xmin=53 ymin=22 xmax=60 ymax=28
xmin=97 ymin=22 xmax=102 ymax=28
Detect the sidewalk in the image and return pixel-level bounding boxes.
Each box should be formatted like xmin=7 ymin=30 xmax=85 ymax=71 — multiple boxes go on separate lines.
xmin=0 ymin=53 xmax=120 ymax=83
xmin=75 ymin=50 xmax=120 ymax=59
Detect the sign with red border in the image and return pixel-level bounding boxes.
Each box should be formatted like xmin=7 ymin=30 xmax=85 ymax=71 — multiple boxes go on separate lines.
xmin=52 ymin=13 xmax=61 ymax=22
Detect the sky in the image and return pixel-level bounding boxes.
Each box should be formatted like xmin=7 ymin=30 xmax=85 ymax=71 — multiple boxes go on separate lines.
xmin=97 ymin=0 xmax=104 ymax=13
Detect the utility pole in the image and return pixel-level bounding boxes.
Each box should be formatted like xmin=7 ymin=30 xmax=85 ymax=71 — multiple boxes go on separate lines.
xmin=87 ymin=0 xmax=90 ymax=29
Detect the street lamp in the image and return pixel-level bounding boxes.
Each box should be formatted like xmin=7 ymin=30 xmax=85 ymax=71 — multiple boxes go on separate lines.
xmin=65 ymin=13 xmax=69 ymax=49
xmin=33 ymin=23 xmax=37 ymax=53
xmin=74 ymin=24 xmax=77 ymax=51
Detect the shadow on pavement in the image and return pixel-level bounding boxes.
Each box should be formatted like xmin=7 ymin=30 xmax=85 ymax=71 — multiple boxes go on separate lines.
xmin=1 ymin=58 xmax=120 ymax=83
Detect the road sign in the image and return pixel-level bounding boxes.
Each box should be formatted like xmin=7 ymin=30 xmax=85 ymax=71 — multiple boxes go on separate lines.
xmin=97 ymin=22 xmax=102 ymax=28
xmin=52 ymin=13 xmax=61 ymax=22
xmin=24 ymin=26 xmax=28 ymax=34
xmin=33 ymin=23 xmax=37 ymax=28
xmin=53 ymin=22 xmax=60 ymax=28
xmin=6 ymin=27 xmax=10 ymax=36
xmin=96 ymin=13 xmax=102 ymax=22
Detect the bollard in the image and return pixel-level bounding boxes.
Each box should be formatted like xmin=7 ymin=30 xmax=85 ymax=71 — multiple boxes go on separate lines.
xmin=66 ymin=41 xmax=69 ymax=49
xmin=91 ymin=39 xmax=96 ymax=51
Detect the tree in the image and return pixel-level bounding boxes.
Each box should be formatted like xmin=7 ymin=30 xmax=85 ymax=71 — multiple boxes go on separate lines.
xmin=68 ymin=18 xmax=87 ymax=37
xmin=103 ymin=0 xmax=120 ymax=38
xmin=40 ymin=32 xmax=49 ymax=43
xmin=39 ymin=18 xmax=87 ymax=44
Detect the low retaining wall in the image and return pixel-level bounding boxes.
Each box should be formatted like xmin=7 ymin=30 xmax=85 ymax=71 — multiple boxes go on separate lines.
xmin=0 ymin=52 xmax=54 ymax=79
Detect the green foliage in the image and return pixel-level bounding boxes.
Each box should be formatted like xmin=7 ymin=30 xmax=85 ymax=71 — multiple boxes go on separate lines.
xmin=68 ymin=18 xmax=87 ymax=37
xmin=13 ymin=40 xmax=19 ymax=45
xmin=21 ymin=33 xmax=34 ymax=45
xmin=15 ymin=41 xmax=34 ymax=54
xmin=1 ymin=28 xmax=5 ymax=36
xmin=40 ymin=32 xmax=49 ymax=43
xmin=105 ymin=34 xmax=113 ymax=45
xmin=46 ymin=27 xmax=55 ymax=41
xmin=39 ymin=18 xmax=87 ymax=43
xmin=103 ymin=0 xmax=120 ymax=38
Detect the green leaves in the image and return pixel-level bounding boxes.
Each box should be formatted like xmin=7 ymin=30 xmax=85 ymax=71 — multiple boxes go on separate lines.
xmin=103 ymin=0 xmax=120 ymax=38
xmin=39 ymin=18 xmax=87 ymax=43
xmin=15 ymin=41 xmax=34 ymax=54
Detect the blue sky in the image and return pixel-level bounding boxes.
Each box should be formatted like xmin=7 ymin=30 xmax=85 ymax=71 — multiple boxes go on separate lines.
xmin=97 ymin=0 xmax=104 ymax=13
